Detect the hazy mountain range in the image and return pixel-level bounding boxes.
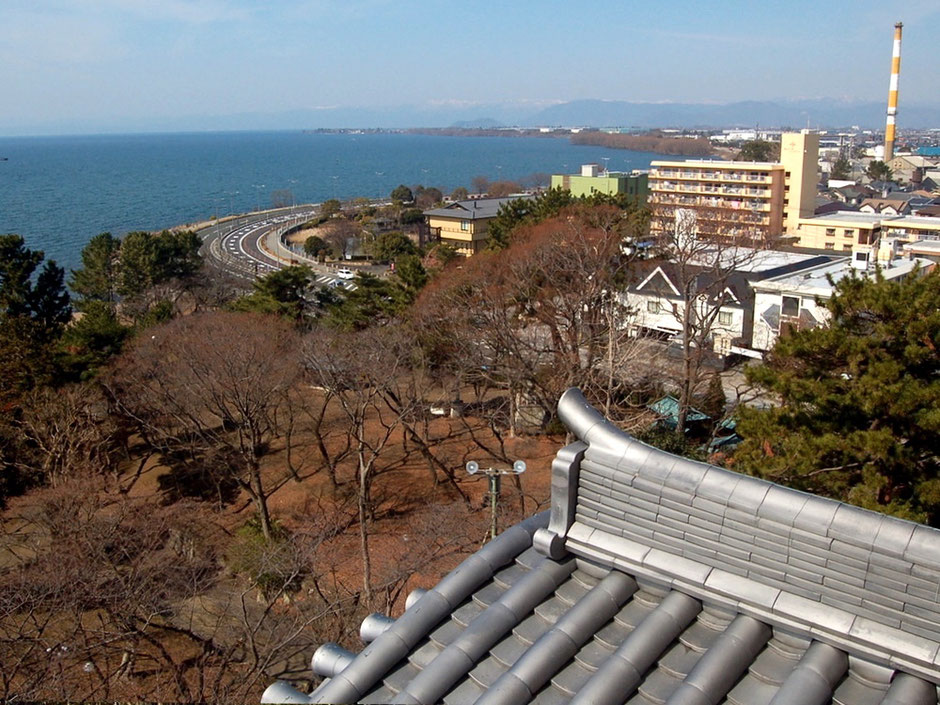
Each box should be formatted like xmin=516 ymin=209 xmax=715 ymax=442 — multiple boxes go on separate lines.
xmin=6 ymin=99 xmax=940 ymax=137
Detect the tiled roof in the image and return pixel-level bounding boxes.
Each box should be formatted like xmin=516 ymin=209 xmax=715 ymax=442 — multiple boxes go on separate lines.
xmin=264 ymin=390 xmax=940 ymax=705
xmin=423 ymin=197 xmax=532 ymax=221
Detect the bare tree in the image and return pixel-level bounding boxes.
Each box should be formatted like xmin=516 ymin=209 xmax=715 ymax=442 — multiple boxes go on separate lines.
xmin=471 ymin=175 xmax=490 ymax=195
xmin=270 ymin=189 xmax=294 ymax=209
xmin=105 ymin=312 xmax=305 ymax=540
xmin=0 ymin=476 xmax=365 ymax=703
xmin=0 ymin=477 xmax=220 ymax=702
xmin=15 ymin=384 xmax=119 ymax=487
xmin=487 ymin=180 xmax=523 ymax=197
xmin=322 ymin=219 xmax=361 ymax=261
xmin=303 ymin=326 xmax=414 ymax=604
xmin=412 ymin=204 xmax=644 ymax=432
xmin=646 ymin=207 xmax=773 ymax=432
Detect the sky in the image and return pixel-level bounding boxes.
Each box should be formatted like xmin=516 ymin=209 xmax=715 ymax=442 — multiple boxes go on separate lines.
xmin=1 ymin=0 xmax=938 ymax=135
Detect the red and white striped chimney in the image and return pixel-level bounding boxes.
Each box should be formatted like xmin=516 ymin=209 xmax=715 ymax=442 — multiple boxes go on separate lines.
xmin=884 ymin=22 xmax=903 ymax=162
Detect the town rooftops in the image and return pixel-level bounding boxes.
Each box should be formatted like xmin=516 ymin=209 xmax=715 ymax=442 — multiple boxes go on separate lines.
xmin=901 ymin=241 xmax=940 ymax=262
xmin=264 ymin=389 xmax=940 ymax=705
xmin=424 ymin=196 xmax=532 ymax=221
xmin=886 ymin=215 xmax=940 ymax=229
xmin=752 ymin=255 xmax=931 ymax=298
xmin=800 ymin=211 xmax=898 ymax=227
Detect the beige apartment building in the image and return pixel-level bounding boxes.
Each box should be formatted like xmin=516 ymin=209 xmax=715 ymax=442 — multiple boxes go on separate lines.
xmin=792 ymin=213 xmax=940 ymax=251
xmin=791 ymin=212 xmax=886 ymax=252
xmin=649 ymin=131 xmax=819 ymax=240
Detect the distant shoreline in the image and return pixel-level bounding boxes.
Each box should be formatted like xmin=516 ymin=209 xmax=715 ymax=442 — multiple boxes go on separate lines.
xmin=303 ymin=127 xmax=720 ymax=157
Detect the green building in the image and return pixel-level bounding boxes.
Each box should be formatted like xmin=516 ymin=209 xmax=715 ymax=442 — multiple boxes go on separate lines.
xmin=550 ymin=163 xmax=649 ymax=202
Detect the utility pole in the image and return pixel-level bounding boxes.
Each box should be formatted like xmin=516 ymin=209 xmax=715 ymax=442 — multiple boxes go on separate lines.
xmin=466 ymin=460 xmax=526 ymax=541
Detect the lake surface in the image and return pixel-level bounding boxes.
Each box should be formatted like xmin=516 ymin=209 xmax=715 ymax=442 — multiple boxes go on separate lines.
xmin=0 ymin=131 xmax=663 ymax=272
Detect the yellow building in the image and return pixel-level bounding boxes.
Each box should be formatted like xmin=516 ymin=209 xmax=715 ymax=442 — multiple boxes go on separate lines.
xmin=792 ymin=212 xmax=887 ymax=251
xmin=423 ymin=196 xmax=530 ymax=257
xmin=648 ymin=131 xmax=819 ymax=240
xmin=881 ymin=215 xmax=940 ymax=241
xmin=792 ymin=213 xmax=940 ymax=251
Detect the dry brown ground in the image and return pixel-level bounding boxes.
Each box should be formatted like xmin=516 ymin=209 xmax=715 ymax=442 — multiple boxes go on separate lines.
xmin=0 ymin=387 xmax=561 ymax=701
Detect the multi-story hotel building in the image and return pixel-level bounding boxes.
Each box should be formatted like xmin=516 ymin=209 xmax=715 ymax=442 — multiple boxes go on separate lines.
xmin=649 ymin=131 xmax=819 ymax=240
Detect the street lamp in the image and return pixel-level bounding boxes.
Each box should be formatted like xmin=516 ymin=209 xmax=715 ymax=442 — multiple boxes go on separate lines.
xmin=252 ymin=184 xmax=266 ymax=212
xmin=466 ymin=459 xmax=527 ymax=541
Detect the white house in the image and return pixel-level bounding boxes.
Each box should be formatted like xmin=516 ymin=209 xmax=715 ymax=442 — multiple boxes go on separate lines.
xmin=623 ymin=248 xmax=833 ymax=357
xmin=752 ymin=245 xmax=934 ymax=352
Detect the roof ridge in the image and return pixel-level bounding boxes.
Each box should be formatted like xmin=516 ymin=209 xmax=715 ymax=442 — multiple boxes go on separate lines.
xmin=532 ymin=388 xmax=940 ymax=680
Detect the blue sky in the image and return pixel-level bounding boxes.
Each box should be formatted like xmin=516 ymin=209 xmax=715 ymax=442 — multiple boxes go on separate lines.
xmin=1 ymin=0 xmax=938 ymax=134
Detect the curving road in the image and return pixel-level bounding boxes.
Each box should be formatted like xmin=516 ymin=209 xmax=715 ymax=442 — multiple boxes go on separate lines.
xmin=197 ymin=205 xmax=363 ymax=290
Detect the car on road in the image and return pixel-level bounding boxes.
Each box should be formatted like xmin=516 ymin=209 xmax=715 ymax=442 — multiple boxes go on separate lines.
xmin=336 ymin=267 xmax=355 ymax=280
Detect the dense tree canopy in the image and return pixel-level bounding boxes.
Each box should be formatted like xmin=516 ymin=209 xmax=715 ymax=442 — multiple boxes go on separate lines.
xmin=830 ymin=151 xmax=852 ymax=181
xmin=735 ymin=139 xmax=780 ymax=162
xmin=733 ymin=268 xmax=940 ymax=524
xmin=370 ymin=231 xmax=417 ymax=262
xmin=303 ymin=234 xmax=332 ymax=259
xmin=866 ymin=159 xmax=894 ymax=183
xmin=69 ymin=232 xmax=119 ymax=305
xmin=0 ymin=235 xmax=70 ymax=332
xmin=485 ymin=188 xmax=649 ymax=252
xmin=319 ymin=198 xmax=342 ymax=218
xmin=485 ymin=188 xmax=575 ymax=251
xmin=231 ymin=265 xmax=314 ymax=321
xmin=0 ymin=236 xmax=71 ymax=401
xmin=390 ymin=184 xmax=414 ymax=204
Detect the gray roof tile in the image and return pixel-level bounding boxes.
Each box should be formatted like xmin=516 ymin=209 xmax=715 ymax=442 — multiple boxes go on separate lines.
xmin=489 ymin=635 xmax=527 ymax=669
xmin=269 ymin=390 xmax=940 ymax=705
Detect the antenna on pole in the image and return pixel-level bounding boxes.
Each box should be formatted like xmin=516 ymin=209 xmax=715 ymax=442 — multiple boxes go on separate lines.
xmin=466 ymin=460 xmax=527 ymax=542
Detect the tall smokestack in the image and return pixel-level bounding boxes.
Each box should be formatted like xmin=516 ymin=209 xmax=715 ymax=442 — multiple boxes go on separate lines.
xmin=884 ymin=21 xmax=903 ymax=162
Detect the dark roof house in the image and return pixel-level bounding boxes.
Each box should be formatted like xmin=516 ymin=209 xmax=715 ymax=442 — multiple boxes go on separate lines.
xmin=264 ymin=389 xmax=940 ymax=705
xmin=423 ymin=197 xmax=531 ymax=222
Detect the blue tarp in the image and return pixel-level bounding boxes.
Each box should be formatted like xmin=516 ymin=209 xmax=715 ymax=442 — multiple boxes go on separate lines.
xmin=647 ymin=395 xmax=710 ymax=430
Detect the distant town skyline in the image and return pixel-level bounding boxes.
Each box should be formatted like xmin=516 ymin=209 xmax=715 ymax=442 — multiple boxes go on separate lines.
xmin=2 ymin=0 xmax=939 ymax=136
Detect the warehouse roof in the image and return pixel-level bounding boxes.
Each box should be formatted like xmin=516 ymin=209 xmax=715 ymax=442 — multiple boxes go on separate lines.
xmin=264 ymin=389 xmax=940 ymax=705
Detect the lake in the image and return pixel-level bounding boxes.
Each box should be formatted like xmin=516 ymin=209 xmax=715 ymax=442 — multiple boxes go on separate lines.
xmin=0 ymin=131 xmax=663 ymax=272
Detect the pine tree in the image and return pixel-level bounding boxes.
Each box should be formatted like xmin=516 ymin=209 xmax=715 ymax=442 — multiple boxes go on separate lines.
xmin=732 ymin=268 xmax=940 ymax=524
xmin=830 ymin=151 xmax=852 ymax=181
xmin=70 ymin=232 xmax=120 ymax=306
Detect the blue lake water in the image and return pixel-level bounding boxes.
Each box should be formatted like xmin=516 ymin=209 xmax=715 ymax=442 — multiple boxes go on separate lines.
xmin=0 ymin=131 xmax=662 ymax=273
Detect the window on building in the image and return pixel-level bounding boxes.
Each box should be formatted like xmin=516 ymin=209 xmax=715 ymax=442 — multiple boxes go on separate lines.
xmin=824 ymin=243 xmax=835 ymax=250
xmin=718 ymin=311 xmax=733 ymax=326
xmin=781 ymin=295 xmax=800 ymax=318
xmin=460 ymin=220 xmax=470 ymax=231
xmin=647 ymin=301 xmax=660 ymax=314
xmin=825 ymin=228 xmax=835 ymax=236
xmin=842 ymin=244 xmax=853 ymax=251
xmin=843 ymin=229 xmax=855 ymax=237
xmin=855 ymin=251 xmax=868 ymax=263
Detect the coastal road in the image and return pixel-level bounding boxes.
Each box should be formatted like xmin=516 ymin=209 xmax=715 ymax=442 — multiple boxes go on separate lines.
xmin=198 ymin=204 xmax=388 ymax=289
xmin=198 ymin=206 xmax=317 ymax=279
